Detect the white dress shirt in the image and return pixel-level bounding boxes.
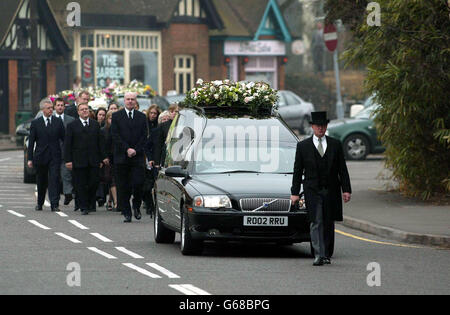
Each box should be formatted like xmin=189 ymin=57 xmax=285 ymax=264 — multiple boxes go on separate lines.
xmin=313 ymin=135 xmax=327 ymax=154
xmin=55 ymin=113 xmax=64 ymax=121
xmin=125 ymin=108 xmax=134 ymax=119
xmin=79 ymin=117 xmax=89 ymax=126
xmin=43 ymin=116 xmax=52 ymax=126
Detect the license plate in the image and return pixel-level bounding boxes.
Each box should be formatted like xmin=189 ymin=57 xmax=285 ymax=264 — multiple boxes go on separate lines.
xmin=243 ymin=216 xmax=288 ymax=227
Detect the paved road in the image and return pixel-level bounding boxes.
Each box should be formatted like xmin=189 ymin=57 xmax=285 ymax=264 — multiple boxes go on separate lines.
xmin=0 ymin=150 xmax=449 ymax=295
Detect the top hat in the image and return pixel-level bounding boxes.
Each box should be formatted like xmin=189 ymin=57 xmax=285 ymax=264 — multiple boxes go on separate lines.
xmin=309 ymin=111 xmax=330 ymax=125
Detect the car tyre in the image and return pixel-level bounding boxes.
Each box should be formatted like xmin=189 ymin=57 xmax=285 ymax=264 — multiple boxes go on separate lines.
xmin=154 ymin=201 xmax=175 ymax=244
xmin=180 ymin=213 xmax=203 ymax=256
xmin=343 ymin=134 xmax=370 ymax=160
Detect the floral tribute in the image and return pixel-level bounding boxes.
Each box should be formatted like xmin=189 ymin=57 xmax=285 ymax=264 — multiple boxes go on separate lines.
xmin=48 ymin=80 xmax=157 ymax=110
xmin=185 ymin=79 xmax=278 ymax=116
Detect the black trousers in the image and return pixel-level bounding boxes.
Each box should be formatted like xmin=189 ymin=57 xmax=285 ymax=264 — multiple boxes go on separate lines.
xmin=115 ymin=163 xmax=145 ymax=217
xmin=143 ymin=168 xmax=157 ymax=212
xmin=73 ymin=167 xmax=100 ymax=211
xmin=310 ymin=189 xmax=335 ymax=258
xmin=35 ymin=160 xmax=61 ymax=208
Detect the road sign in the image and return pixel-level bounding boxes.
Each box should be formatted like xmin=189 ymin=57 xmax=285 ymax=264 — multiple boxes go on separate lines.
xmin=324 ymin=24 xmax=338 ymax=52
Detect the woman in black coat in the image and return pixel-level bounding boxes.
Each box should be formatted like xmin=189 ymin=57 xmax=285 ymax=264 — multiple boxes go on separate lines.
xmin=101 ymin=111 xmax=118 ymax=211
xmin=143 ymin=104 xmax=161 ymax=216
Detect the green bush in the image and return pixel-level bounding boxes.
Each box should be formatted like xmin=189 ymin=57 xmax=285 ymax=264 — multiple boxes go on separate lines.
xmin=326 ymin=0 xmax=450 ymax=199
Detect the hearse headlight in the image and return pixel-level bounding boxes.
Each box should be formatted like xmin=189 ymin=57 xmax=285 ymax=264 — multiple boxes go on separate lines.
xmin=194 ymin=195 xmax=232 ymax=209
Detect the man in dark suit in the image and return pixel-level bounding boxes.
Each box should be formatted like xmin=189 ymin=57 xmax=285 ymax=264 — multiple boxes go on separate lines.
xmin=64 ymin=103 xmax=108 ymax=215
xmin=111 ymin=92 xmax=148 ymax=222
xmin=53 ymin=97 xmax=75 ymax=206
xmin=290 ymin=111 xmax=352 ymax=266
xmin=27 ymin=98 xmax=66 ymax=212
xmin=65 ymin=90 xmax=90 ymax=119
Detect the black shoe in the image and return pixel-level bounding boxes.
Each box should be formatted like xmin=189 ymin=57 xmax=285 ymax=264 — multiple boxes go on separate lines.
xmin=133 ymin=208 xmax=142 ymax=220
xmin=64 ymin=194 xmax=73 ymax=205
xmin=74 ymin=206 xmax=80 ymax=212
xmin=81 ymin=210 xmax=89 ymax=215
xmin=313 ymin=257 xmax=325 ymax=266
xmin=35 ymin=205 xmax=43 ymax=211
xmin=123 ymin=215 xmax=132 ymax=223
xmin=51 ymin=207 xmax=60 ymax=212
xmin=97 ymin=199 xmax=105 ymax=207
xmin=323 ymin=258 xmax=331 ymax=265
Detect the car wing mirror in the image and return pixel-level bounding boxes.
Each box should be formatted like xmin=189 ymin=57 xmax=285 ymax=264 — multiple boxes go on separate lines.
xmin=165 ymin=166 xmax=189 ymax=178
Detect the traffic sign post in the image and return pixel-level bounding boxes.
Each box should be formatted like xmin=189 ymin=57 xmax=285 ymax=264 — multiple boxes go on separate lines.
xmin=324 ymin=24 xmax=344 ymax=119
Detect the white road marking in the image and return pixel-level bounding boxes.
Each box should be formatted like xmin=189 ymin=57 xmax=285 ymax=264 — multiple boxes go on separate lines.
xmin=0 ymin=158 xmax=11 ymax=162
xmin=55 ymin=232 xmax=82 ymax=244
xmin=115 ymin=247 xmax=144 ymax=259
xmin=146 ymin=263 xmax=180 ymax=279
xmin=68 ymin=220 xmax=89 ymax=230
xmin=7 ymin=210 xmax=26 ymax=217
xmin=90 ymin=233 xmax=113 ymax=243
xmin=169 ymin=284 xmax=211 ymax=296
xmin=87 ymin=247 xmax=117 ymax=259
xmin=0 ymin=190 xmax=28 ymax=192
xmin=55 ymin=212 xmax=68 ymax=217
xmin=28 ymin=220 xmax=51 ymax=230
xmin=122 ymin=263 xmax=161 ymax=279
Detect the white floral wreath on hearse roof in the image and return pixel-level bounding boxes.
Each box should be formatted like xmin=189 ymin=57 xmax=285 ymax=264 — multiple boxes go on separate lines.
xmin=184 ymin=79 xmax=279 ymax=116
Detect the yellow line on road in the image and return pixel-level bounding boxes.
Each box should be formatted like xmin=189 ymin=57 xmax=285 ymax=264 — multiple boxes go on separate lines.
xmin=335 ymin=229 xmax=423 ymax=248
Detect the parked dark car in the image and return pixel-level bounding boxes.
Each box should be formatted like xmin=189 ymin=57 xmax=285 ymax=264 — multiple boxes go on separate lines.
xmin=153 ymin=107 xmax=310 ymax=255
xmin=326 ymin=104 xmax=384 ymax=160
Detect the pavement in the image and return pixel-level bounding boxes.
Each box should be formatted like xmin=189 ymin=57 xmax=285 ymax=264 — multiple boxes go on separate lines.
xmin=344 ymin=156 xmax=450 ymax=249
xmin=1 ymin=135 xmax=448 ymax=249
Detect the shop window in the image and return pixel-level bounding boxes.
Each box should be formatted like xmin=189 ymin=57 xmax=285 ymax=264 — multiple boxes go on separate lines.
xmin=130 ymin=51 xmax=159 ymax=93
xmin=18 ymin=60 xmax=46 ymax=111
xmin=18 ymin=61 xmax=32 ymax=111
xmin=174 ymin=55 xmax=194 ymax=94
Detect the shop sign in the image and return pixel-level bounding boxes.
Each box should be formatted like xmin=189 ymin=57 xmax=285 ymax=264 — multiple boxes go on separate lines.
xmin=81 ymin=50 xmax=94 ymax=86
xmin=96 ymin=50 xmax=125 ymax=87
xmin=224 ymin=41 xmax=286 ymax=56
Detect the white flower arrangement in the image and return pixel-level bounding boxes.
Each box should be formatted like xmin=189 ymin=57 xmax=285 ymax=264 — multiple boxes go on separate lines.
xmin=185 ymin=79 xmax=278 ymax=116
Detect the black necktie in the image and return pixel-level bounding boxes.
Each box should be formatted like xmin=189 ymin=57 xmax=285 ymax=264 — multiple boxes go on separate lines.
xmin=46 ymin=118 xmax=51 ymax=127
xmin=128 ymin=111 xmax=133 ymax=119
xmin=84 ymin=121 xmax=88 ymax=127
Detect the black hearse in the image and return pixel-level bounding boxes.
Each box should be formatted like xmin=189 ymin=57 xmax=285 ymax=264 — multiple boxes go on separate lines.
xmin=153 ymin=106 xmax=310 ymax=255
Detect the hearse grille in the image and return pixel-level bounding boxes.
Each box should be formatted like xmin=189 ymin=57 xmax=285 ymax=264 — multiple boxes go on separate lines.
xmin=239 ymin=198 xmax=291 ymax=213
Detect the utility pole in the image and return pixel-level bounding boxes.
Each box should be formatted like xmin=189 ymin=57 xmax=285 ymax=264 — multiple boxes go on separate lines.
xmin=30 ymin=0 xmax=41 ymax=115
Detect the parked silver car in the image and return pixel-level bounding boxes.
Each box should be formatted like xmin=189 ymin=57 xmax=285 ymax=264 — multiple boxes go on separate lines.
xmin=275 ymin=90 xmax=315 ymax=135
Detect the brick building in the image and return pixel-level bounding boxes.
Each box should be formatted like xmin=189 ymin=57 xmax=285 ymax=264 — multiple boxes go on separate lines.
xmin=0 ymin=0 xmax=295 ymax=135
xmin=0 ymin=0 xmax=71 ymax=134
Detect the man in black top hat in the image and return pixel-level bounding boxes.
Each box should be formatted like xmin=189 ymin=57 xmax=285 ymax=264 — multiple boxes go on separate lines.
xmin=290 ymin=111 xmax=352 ymax=266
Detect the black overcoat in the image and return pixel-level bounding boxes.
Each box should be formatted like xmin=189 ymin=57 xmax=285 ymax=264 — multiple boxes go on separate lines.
xmin=28 ymin=116 xmax=65 ymax=165
xmin=64 ymin=119 xmax=106 ymax=168
xmin=110 ymin=109 xmax=148 ymax=166
xmin=291 ymin=136 xmax=352 ymax=222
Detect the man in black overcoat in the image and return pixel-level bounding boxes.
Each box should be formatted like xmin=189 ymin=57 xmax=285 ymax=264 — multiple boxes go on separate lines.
xmin=64 ymin=103 xmax=108 ymax=215
xmin=28 ymin=98 xmax=65 ymax=212
xmin=290 ymin=111 xmax=352 ymax=266
xmin=111 ymin=92 xmax=148 ymax=223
